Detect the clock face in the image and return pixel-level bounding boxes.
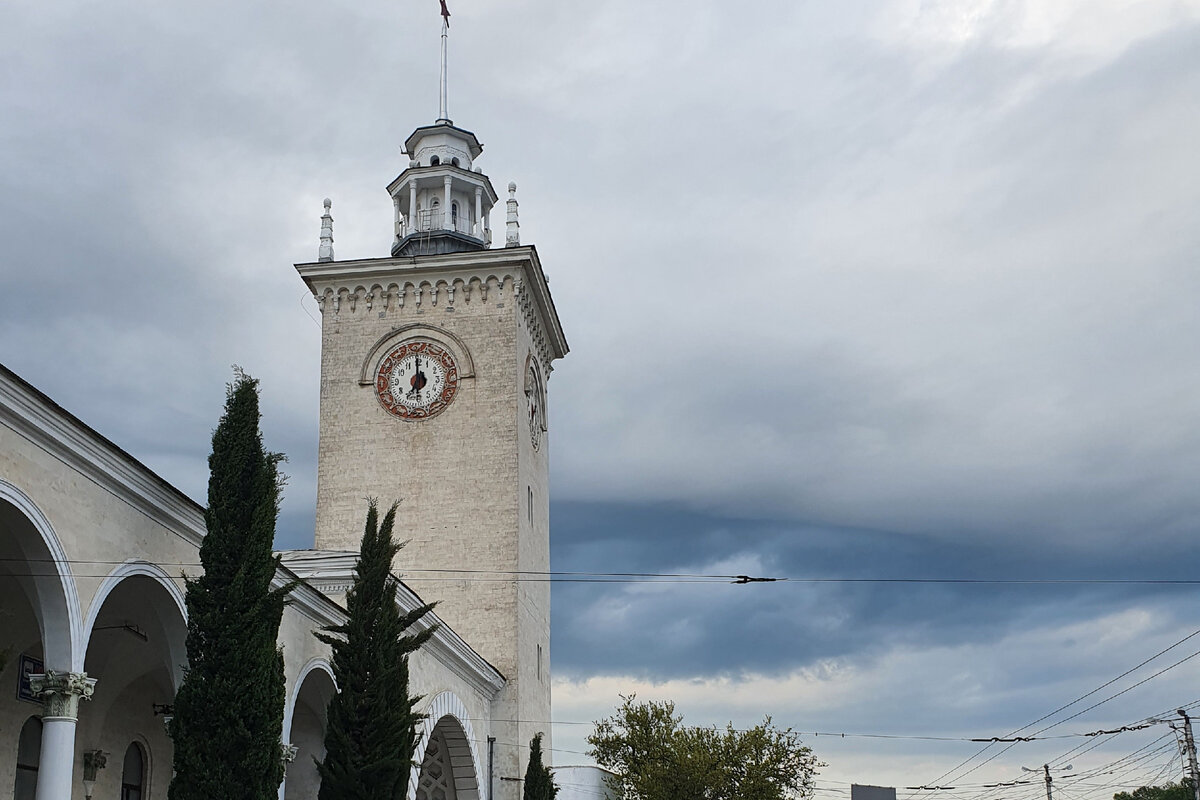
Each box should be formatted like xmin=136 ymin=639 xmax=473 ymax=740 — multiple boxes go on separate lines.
xmin=375 ymin=341 xmax=459 ymax=420
xmin=525 ymin=361 xmax=545 ymax=450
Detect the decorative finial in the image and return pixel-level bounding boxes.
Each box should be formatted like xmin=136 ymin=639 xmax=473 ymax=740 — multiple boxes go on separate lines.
xmin=505 ymin=182 xmax=520 ymax=247
xmin=319 ymin=199 xmax=335 ymax=262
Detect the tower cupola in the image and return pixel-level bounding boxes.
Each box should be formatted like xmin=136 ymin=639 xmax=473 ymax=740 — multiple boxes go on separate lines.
xmin=387 ymin=120 xmax=498 ymax=256
xmin=386 ymin=4 xmax=500 ymax=257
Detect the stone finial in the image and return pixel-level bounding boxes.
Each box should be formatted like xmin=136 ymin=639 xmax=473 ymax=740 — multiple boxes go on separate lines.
xmin=319 ymin=198 xmax=335 ymax=262
xmin=505 ymin=182 xmax=520 ymax=247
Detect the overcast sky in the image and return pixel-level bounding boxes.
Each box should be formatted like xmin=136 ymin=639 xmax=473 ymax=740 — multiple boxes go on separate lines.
xmin=4 ymin=0 xmax=1200 ymax=796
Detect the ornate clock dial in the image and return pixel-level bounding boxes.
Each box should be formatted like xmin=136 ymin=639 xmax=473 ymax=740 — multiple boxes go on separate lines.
xmin=525 ymin=360 xmax=545 ymax=450
xmin=375 ymin=341 xmax=459 ymax=419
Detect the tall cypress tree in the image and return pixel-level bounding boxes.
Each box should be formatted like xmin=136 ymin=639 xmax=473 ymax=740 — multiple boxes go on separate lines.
xmin=524 ymin=733 xmax=559 ymax=800
xmin=316 ymin=500 xmax=436 ymax=800
xmin=170 ymin=371 xmax=292 ymax=800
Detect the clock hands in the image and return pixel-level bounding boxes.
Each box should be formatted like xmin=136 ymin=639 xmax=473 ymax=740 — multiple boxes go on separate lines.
xmin=408 ymin=355 xmax=428 ymax=400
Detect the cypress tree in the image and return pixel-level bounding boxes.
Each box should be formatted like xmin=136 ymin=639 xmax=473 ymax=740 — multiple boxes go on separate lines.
xmin=524 ymin=733 xmax=559 ymax=800
xmin=169 ymin=371 xmax=292 ymax=800
xmin=316 ymin=500 xmax=436 ymax=800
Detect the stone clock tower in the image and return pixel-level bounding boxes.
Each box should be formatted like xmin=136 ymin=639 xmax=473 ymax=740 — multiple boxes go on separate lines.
xmin=296 ymin=112 xmax=568 ymax=795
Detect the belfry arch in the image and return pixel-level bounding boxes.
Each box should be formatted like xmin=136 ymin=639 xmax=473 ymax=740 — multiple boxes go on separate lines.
xmin=410 ymin=692 xmax=482 ymax=800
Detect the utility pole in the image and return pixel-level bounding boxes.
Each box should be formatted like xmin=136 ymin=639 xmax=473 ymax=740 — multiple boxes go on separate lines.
xmin=1177 ymin=710 xmax=1200 ymax=800
xmin=1022 ymin=763 xmax=1071 ymax=800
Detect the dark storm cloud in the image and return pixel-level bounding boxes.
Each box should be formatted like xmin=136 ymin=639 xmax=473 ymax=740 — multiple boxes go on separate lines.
xmin=549 ymin=501 xmax=1197 ymax=680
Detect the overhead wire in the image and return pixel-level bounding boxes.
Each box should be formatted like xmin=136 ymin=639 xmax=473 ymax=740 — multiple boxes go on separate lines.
xmin=906 ymin=627 xmax=1200 ymax=800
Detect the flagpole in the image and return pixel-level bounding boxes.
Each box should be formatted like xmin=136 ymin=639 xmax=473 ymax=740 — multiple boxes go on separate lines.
xmin=438 ymin=15 xmax=449 ymax=122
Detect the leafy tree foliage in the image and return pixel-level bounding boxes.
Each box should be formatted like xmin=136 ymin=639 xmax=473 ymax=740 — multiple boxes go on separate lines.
xmin=316 ymin=500 xmax=436 ymax=800
xmin=588 ymin=695 xmax=821 ymax=800
xmin=1115 ymin=781 xmax=1197 ymax=800
xmin=169 ymin=371 xmax=293 ymax=800
xmin=524 ymin=733 xmax=559 ymax=800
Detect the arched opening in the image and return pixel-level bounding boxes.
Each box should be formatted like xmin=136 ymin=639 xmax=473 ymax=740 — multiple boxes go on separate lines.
xmin=451 ymin=202 xmax=459 ymax=229
xmin=0 ymin=489 xmax=76 ymax=672
xmin=415 ymin=716 xmax=479 ymax=800
xmin=450 ymin=157 xmax=460 ymax=167
xmin=120 ymin=741 xmax=145 ymax=800
xmin=79 ymin=571 xmax=186 ymax=800
xmin=283 ymin=663 xmax=336 ymax=800
xmin=430 ymin=155 xmax=440 ymax=166
xmin=13 ymin=716 xmax=41 ymax=800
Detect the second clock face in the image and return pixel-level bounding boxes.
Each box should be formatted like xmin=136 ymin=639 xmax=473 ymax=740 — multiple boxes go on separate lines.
xmin=375 ymin=341 xmax=459 ymax=419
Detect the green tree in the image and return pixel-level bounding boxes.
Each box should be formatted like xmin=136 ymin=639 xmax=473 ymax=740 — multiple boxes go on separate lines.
xmin=169 ymin=371 xmax=293 ymax=800
xmin=316 ymin=500 xmax=436 ymax=800
xmin=1115 ymin=781 xmax=1196 ymax=800
xmin=588 ymin=695 xmax=821 ymax=800
xmin=523 ymin=733 xmax=559 ymax=800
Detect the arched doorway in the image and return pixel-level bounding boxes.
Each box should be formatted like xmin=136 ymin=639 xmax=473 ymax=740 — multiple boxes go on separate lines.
xmin=78 ymin=568 xmax=187 ymax=800
xmin=282 ymin=661 xmax=336 ymax=800
xmin=414 ymin=715 xmax=480 ymax=800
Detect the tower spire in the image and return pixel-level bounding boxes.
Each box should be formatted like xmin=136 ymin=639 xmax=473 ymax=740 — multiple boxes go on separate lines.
xmin=438 ymin=0 xmax=451 ymax=123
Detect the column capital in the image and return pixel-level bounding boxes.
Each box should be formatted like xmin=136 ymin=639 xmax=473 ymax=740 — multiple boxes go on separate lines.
xmin=29 ymin=671 xmax=96 ymax=719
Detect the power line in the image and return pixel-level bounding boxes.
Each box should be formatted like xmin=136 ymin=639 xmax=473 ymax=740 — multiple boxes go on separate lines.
xmin=7 ymin=556 xmax=1200 ymax=586
xmin=907 ymin=628 xmax=1200 ymax=800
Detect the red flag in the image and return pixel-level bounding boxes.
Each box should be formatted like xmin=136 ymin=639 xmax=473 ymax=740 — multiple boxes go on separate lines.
xmin=440 ymin=0 xmax=450 ymax=27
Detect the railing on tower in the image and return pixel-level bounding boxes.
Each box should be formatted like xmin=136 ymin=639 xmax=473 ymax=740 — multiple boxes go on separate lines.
xmin=403 ymin=207 xmax=478 ymax=238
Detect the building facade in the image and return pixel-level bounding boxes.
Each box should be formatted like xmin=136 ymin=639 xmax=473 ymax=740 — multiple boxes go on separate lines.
xmin=0 ymin=107 xmax=566 ymax=800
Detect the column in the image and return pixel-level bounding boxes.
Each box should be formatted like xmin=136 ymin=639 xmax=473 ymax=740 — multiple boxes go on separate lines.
xmin=409 ymin=181 xmax=418 ymax=232
xmin=474 ymin=187 xmax=483 ymax=237
xmin=443 ymin=177 xmax=453 ymax=230
xmin=393 ymin=196 xmax=402 ymax=240
xmin=30 ymin=671 xmax=97 ymax=800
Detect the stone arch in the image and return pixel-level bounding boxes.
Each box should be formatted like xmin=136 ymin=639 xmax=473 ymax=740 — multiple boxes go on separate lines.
xmin=281 ymin=657 xmax=337 ymax=744
xmin=0 ymin=479 xmax=80 ymax=671
xmin=81 ymin=560 xmax=187 ymax=680
xmin=281 ymin=658 xmax=337 ymax=800
xmin=409 ymin=692 xmax=483 ymax=800
xmin=79 ymin=568 xmax=187 ymax=800
xmin=357 ymin=323 xmax=477 ymax=385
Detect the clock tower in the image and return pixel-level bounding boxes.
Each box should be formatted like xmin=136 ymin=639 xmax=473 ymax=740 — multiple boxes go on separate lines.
xmin=296 ymin=108 xmax=568 ymax=795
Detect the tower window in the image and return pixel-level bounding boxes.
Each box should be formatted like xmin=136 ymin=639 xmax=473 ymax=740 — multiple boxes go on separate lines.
xmin=528 ymin=486 xmax=533 ymax=523
xmin=429 ymin=155 xmax=440 ymax=166
xmin=451 ymin=157 xmax=460 ymax=167
xmin=452 ymin=202 xmax=459 ymax=227
xmin=537 ymin=643 xmax=543 ymax=680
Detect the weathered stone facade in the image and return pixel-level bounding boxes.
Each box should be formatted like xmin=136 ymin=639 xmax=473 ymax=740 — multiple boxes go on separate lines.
xmin=297 ymin=240 xmax=567 ymax=799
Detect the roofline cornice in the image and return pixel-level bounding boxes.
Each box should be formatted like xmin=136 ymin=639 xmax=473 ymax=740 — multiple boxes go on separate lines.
xmin=387 ymin=165 xmax=499 ymax=204
xmin=296 ymin=247 xmax=568 ymax=361
xmin=278 ymin=552 xmax=507 ymax=698
xmin=0 ymin=363 xmax=207 ymax=547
